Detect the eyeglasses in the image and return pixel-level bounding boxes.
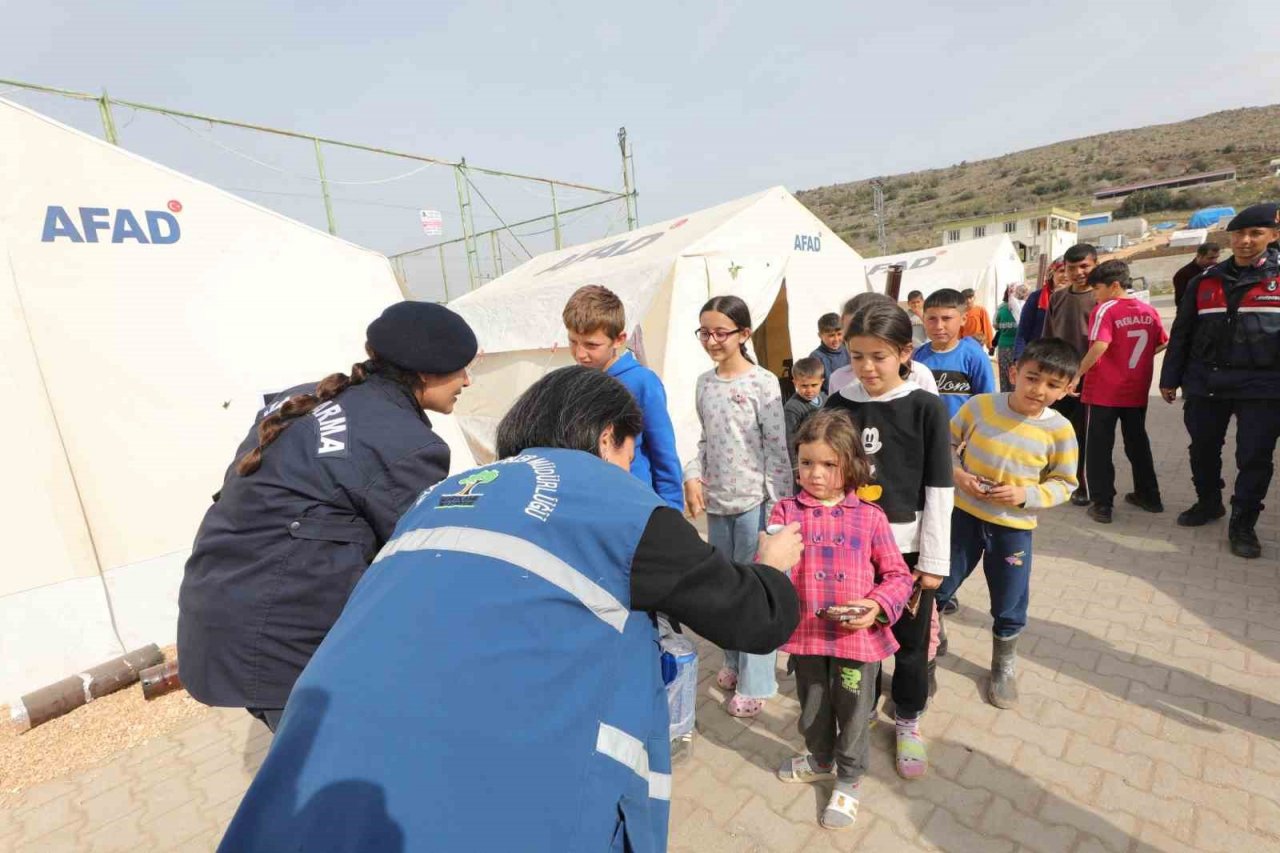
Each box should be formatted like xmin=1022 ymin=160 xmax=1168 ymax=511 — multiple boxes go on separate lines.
xmin=695 ymin=327 xmax=744 ymax=343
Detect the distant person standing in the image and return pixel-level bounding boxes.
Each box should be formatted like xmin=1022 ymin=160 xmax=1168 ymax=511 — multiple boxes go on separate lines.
xmin=1075 ymin=261 xmax=1168 ymax=524
xmin=959 ymin=288 xmax=995 ymax=351
xmin=1008 ymin=283 xmax=1029 ymax=325
xmin=994 ymin=289 xmax=1020 ymax=392
xmin=906 ymin=290 xmax=929 ymax=346
xmin=1042 ymin=244 xmax=1098 ymax=505
xmin=1159 ymin=203 xmax=1280 ymax=559
xmin=1013 ymin=261 xmax=1067 ymax=358
xmin=811 ymin=313 xmax=851 ymax=394
xmin=1172 ymin=243 xmax=1221 ymax=310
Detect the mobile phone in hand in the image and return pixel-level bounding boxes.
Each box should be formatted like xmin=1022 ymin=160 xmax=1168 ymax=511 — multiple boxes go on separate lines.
xmin=815 ymin=604 xmax=871 ymax=622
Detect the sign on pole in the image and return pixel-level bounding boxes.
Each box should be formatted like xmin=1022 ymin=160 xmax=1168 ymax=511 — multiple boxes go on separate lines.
xmin=419 ymin=209 xmax=443 ymax=236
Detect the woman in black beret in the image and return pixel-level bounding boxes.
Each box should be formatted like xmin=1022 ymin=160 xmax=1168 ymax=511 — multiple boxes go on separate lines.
xmin=178 ymin=302 xmax=478 ymax=731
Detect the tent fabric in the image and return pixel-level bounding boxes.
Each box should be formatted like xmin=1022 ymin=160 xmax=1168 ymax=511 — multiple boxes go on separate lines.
xmin=1168 ymin=228 xmax=1210 ymax=248
xmin=1188 ymin=207 xmax=1235 ymax=229
xmin=863 ymin=234 xmax=1025 ymax=321
xmin=447 ymin=187 xmax=869 ymax=465
xmin=0 ymin=97 xmax=476 ymax=698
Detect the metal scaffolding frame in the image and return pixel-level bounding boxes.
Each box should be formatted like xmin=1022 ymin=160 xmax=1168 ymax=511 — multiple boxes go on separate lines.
xmin=0 ymin=77 xmax=640 ymax=294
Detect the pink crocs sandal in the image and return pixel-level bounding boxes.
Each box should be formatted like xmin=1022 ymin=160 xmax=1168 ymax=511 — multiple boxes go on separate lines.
xmin=715 ymin=668 xmax=738 ymax=691
xmin=726 ymin=694 xmax=764 ymax=718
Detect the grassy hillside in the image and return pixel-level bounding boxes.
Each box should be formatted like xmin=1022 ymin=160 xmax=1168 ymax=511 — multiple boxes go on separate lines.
xmin=798 ymin=105 xmax=1280 ymax=257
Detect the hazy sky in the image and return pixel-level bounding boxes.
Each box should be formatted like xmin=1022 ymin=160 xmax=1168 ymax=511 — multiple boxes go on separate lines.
xmin=6 ymin=0 xmax=1280 ymax=289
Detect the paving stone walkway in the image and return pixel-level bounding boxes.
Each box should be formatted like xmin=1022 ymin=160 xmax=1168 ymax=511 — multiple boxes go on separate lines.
xmin=2 ymin=302 xmax=1277 ymax=852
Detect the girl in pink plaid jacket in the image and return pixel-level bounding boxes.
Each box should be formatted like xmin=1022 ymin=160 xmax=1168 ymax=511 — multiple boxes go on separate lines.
xmin=772 ymin=409 xmax=913 ymax=831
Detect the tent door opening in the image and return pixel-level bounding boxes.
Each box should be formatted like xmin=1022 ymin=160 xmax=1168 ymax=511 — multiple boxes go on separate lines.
xmin=751 ymin=279 xmax=793 ymax=393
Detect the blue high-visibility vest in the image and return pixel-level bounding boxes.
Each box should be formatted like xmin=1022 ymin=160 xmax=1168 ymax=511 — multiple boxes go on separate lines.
xmin=220 ymin=447 xmax=672 ymax=852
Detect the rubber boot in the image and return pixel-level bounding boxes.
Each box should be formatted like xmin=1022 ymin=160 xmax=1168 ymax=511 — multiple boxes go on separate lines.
xmin=988 ymin=635 xmax=1019 ymax=709
xmin=1228 ymin=507 xmax=1262 ymax=559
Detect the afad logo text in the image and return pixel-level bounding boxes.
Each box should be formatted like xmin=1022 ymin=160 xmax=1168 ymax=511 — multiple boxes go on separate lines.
xmin=41 ymin=200 xmax=183 ymax=244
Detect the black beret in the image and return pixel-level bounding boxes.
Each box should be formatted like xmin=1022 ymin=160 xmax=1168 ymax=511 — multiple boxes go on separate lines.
xmin=1225 ymin=203 xmax=1280 ymax=232
xmin=366 ymin=302 xmax=478 ymax=374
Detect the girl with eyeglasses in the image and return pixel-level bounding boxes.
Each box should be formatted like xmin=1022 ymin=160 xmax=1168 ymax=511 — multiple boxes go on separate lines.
xmin=683 ymin=295 xmax=794 ymax=717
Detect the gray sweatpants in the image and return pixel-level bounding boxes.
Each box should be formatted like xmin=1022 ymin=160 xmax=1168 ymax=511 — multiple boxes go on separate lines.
xmin=792 ymin=656 xmax=879 ymax=782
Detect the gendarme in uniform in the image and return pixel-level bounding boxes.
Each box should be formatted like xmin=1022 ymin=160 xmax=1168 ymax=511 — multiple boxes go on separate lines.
xmin=1160 ymin=203 xmax=1280 ymax=558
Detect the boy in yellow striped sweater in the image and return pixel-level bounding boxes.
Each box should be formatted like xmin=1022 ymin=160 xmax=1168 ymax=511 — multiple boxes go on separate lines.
xmin=935 ymin=338 xmax=1080 ymax=709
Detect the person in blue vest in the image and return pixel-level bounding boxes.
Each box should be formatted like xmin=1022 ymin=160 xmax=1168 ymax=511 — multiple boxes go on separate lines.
xmin=179 ymin=301 xmax=478 ymax=733
xmin=218 ymin=366 xmax=803 ymax=853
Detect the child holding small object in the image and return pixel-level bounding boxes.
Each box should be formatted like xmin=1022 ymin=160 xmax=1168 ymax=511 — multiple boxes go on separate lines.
xmin=773 ymin=409 xmax=913 ymax=831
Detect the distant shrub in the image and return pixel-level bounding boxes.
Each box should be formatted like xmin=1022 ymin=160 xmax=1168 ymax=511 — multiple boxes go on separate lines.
xmin=1031 ymin=178 xmax=1071 ymax=196
xmin=1115 ymin=188 xmax=1173 ymax=218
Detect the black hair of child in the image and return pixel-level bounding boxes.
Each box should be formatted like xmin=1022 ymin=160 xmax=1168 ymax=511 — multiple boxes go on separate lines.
xmin=1016 ymin=337 xmax=1081 ymax=381
xmin=923 ymin=288 xmax=965 ymax=312
xmin=844 ymin=302 xmax=914 ymax=379
xmin=791 ymin=356 xmax=825 ymax=379
xmin=700 ymin=295 xmax=755 ymax=363
xmin=1086 ymin=259 xmax=1131 ymax=289
xmin=1064 ymin=243 xmax=1097 ymax=263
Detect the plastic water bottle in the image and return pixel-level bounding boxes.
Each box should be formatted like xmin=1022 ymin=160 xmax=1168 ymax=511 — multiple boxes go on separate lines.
xmin=661 ymin=633 xmax=698 ymax=741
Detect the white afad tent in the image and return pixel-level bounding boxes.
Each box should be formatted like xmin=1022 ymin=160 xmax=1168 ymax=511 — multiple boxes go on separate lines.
xmin=864 ymin=234 xmax=1025 ymax=319
xmin=448 ymin=186 xmax=869 ymax=465
xmin=0 ymin=98 xmax=475 ymax=700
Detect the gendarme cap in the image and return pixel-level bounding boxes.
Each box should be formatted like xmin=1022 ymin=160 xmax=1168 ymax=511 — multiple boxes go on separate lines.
xmin=366 ymin=302 xmax=478 ymax=374
xmin=1225 ymin=203 xmax=1279 ymax=232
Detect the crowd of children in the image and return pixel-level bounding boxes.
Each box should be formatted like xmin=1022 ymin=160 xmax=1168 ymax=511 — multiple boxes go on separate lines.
xmin=556 ymin=243 xmax=1195 ymax=829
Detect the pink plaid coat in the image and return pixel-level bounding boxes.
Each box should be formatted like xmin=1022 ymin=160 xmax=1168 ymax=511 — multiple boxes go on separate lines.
xmin=773 ymin=490 xmax=913 ymax=661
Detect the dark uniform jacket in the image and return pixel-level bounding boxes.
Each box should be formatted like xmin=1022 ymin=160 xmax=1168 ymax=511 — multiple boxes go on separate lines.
xmin=1160 ymin=249 xmax=1280 ymax=400
xmin=178 ymin=374 xmax=450 ymax=710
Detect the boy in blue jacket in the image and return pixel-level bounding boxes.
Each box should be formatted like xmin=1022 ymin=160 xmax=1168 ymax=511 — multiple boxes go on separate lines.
xmin=914 ymin=288 xmax=997 ymax=418
xmin=563 ymin=285 xmax=684 ymax=509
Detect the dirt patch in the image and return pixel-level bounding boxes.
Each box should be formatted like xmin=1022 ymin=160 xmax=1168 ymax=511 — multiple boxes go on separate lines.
xmin=0 ymin=648 xmax=213 ymax=801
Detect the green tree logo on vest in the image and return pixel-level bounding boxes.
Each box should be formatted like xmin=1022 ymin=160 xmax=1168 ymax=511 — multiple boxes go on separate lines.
xmin=438 ymin=469 xmax=500 ymax=509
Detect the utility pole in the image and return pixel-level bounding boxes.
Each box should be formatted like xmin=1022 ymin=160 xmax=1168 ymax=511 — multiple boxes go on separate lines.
xmin=871 ymin=179 xmax=888 ymax=256
xmin=618 ymin=127 xmax=638 ymax=231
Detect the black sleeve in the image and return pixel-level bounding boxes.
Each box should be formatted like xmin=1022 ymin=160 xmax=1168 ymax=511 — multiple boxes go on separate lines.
xmin=1160 ymin=275 xmax=1201 ymax=390
xmin=356 ymin=439 xmax=451 ymax=545
xmin=630 ymin=507 xmax=799 ymax=653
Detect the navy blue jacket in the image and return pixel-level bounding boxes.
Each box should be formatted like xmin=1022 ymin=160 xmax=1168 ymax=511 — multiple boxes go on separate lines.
xmin=1013 ymin=286 xmax=1050 ymax=358
xmin=178 ymin=373 xmax=450 ymax=710
xmin=1160 ymin=249 xmax=1280 ymax=399
xmin=608 ymin=351 xmax=684 ymax=509
xmin=218 ymin=449 xmax=800 ymax=852
xmin=810 ymin=344 xmax=851 ymax=394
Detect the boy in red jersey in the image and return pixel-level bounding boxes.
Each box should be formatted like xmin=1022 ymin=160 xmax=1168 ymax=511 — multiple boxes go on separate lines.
xmin=1074 ymin=260 xmax=1168 ymax=523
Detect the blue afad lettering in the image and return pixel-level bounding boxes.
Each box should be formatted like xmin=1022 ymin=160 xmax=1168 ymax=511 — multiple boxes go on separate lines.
xmin=793 ymin=234 xmax=822 ymax=252
xmin=41 ymin=206 xmax=181 ymax=244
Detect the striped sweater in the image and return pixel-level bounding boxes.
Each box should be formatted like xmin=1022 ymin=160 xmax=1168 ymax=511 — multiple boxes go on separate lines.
xmin=951 ymin=393 xmax=1078 ymax=529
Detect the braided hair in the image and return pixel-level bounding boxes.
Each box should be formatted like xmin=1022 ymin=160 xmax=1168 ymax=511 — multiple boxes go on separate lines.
xmin=235 ymin=357 xmax=421 ymax=476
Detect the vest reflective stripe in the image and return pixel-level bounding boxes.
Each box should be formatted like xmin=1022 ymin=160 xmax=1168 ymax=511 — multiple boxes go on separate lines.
xmin=375 ymin=525 xmax=629 ymax=633
xmin=595 ymin=723 xmax=673 ymax=801
xmin=1198 ymin=307 xmax=1227 ymax=314
xmin=1238 ymin=306 xmax=1280 ymax=313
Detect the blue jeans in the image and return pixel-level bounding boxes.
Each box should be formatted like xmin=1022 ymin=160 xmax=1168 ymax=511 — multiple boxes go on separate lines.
xmin=707 ymin=504 xmax=777 ymax=699
xmin=936 ymin=508 xmax=1034 ymax=639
